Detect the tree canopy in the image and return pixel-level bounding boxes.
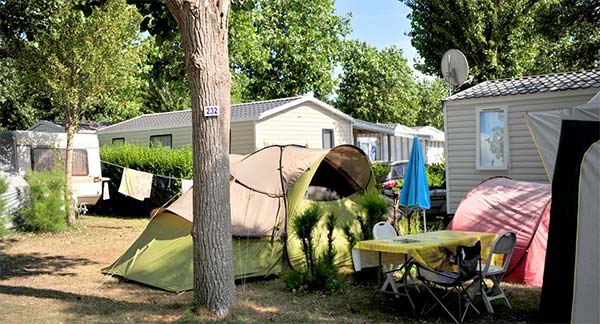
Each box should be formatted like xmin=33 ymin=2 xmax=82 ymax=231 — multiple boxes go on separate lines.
xmin=403 ymin=0 xmax=599 ymax=83
xmin=336 ymin=40 xmax=445 ymax=127
xmin=230 ymin=0 xmax=350 ymax=100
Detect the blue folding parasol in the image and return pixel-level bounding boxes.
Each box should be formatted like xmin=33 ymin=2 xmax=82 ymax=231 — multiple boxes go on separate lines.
xmin=399 ymin=136 xmax=430 ymax=230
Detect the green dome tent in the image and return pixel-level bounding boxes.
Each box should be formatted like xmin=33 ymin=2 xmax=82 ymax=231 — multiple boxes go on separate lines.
xmin=102 ymin=144 xmax=375 ymax=292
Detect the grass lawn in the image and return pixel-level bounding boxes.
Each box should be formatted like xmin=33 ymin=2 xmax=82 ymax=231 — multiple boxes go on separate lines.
xmin=0 ymin=215 xmax=540 ymax=323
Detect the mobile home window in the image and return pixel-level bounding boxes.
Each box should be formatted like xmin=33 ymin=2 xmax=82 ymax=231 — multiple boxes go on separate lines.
xmin=476 ymin=107 xmax=509 ymax=170
xmin=322 ymin=129 xmax=334 ymax=149
xmin=32 ymin=148 xmax=89 ymax=176
xmin=150 ymin=134 xmax=172 ymax=149
xmin=112 ymin=137 xmax=125 ymax=145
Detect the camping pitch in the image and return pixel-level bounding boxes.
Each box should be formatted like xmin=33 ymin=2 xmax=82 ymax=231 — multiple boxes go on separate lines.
xmin=103 ymin=144 xmax=375 ymax=292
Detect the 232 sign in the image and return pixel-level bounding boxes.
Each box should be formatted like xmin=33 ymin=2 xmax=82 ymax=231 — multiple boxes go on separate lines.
xmin=204 ymin=106 xmax=220 ymax=117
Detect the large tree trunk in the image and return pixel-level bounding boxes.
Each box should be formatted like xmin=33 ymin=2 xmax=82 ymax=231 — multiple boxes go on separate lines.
xmin=64 ymin=112 xmax=77 ymax=226
xmin=165 ymin=0 xmax=235 ymax=317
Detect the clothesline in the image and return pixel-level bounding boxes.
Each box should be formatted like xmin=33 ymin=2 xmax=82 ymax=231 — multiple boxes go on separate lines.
xmin=70 ymin=150 xmax=190 ymax=181
xmin=99 ymin=159 xmax=188 ymax=181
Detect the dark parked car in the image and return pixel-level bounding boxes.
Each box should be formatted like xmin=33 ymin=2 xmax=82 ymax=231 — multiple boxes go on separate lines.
xmin=379 ymin=160 xmax=447 ymax=217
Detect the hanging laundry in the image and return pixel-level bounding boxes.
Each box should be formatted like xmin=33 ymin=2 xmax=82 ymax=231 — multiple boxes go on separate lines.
xmin=153 ymin=176 xmax=171 ymax=190
xmin=102 ymin=182 xmax=110 ymax=200
xmin=181 ymin=179 xmax=193 ymax=194
xmin=118 ymin=168 xmax=153 ymax=201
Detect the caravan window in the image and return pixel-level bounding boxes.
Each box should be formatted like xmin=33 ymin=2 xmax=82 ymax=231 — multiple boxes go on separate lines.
xmin=112 ymin=137 xmax=125 ymax=145
xmin=32 ymin=148 xmax=89 ymax=176
xmin=150 ymin=134 xmax=172 ymax=149
xmin=476 ymin=107 xmax=510 ymax=170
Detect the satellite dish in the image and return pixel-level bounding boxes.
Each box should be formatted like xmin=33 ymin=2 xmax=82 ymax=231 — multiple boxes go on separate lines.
xmin=441 ymin=49 xmax=469 ymax=87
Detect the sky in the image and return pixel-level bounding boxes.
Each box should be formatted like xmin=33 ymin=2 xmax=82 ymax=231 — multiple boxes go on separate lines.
xmin=333 ymin=0 xmax=428 ymax=78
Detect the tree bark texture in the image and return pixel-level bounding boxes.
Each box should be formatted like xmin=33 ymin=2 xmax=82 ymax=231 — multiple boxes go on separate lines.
xmin=165 ymin=0 xmax=235 ymax=317
xmin=65 ymin=109 xmax=77 ymax=225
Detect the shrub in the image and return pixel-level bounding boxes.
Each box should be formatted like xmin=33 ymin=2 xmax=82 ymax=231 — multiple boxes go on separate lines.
xmin=371 ymin=162 xmax=390 ymax=182
xmin=19 ymin=168 xmax=68 ymax=233
xmin=291 ymin=203 xmax=322 ymax=277
xmin=286 ymin=205 xmax=344 ymax=292
xmin=396 ymin=210 xmax=423 ymax=235
xmin=97 ymin=143 xmax=193 ymax=216
xmin=426 ymin=161 xmax=446 ymax=188
xmin=359 ymin=191 xmax=390 ymax=240
xmin=0 ymin=176 xmax=8 ymax=236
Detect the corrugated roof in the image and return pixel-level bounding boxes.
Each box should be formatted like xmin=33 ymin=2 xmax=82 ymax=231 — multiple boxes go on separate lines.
xmin=446 ymin=69 xmax=600 ymax=101
xmin=101 ymin=96 xmax=303 ymax=133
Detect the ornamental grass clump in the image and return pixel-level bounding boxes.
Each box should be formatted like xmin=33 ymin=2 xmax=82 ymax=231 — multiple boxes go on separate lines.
xmin=284 ymin=204 xmax=344 ymax=292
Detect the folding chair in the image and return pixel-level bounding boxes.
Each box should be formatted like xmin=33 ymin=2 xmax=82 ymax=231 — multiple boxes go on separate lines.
xmin=478 ymin=232 xmax=516 ymax=313
xmin=416 ymin=241 xmax=482 ymax=324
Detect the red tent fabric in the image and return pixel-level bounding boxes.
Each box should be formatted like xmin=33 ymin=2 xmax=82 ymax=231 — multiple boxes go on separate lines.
xmin=447 ymin=177 xmax=551 ymax=286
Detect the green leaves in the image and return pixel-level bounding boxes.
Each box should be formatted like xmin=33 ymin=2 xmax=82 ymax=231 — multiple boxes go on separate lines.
xmin=4 ymin=0 xmax=148 ymax=124
xmin=229 ymin=0 xmax=350 ymax=100
xmin=403 ymin=0 xmax=599 ymax=83
xmin=336 ymin=40 xmax=445 ymax=126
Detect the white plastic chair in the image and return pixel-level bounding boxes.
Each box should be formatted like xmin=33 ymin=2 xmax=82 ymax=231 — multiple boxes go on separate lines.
xmin=372 ymin=221 xmax=401 ymax=296
xmin=478 ymin=232 xmax=517 ymax=313
xmin=373 ymin=221 xmax=397 ymax=240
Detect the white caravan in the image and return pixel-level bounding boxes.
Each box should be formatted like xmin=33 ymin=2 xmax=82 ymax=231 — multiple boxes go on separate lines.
xmin=0 ymin=131 xmax=105 ymax=209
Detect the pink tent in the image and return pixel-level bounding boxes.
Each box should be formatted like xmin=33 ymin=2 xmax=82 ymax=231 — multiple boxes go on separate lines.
xmin=447 ymin=177 xmax=551 ymax=286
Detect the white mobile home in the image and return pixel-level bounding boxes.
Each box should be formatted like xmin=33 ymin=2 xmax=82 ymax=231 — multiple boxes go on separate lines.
xmin=352 ymin=119 xmax=445 ymax=164
xmin=0 ymin=131 xmax=105 ymax=206
xmin=443 ymin=69 xmax=600 ymax=214
xmin=97 ymin=96 xmax=354 ymax=153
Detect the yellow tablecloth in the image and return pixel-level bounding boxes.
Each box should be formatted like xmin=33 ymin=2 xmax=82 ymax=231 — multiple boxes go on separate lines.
xmin=352 ymin=230 xmax=497 ymax=271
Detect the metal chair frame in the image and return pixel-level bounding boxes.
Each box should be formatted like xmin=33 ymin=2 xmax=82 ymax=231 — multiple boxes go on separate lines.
xmin=417 ymin=241 xmax=482 ymax=324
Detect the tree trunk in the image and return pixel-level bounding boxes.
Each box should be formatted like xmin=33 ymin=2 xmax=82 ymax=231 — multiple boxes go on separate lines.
xmin=65 ymin=111 xmax=76 ymax=226
xmin=165 ymin=0 xmax=235 ymax=317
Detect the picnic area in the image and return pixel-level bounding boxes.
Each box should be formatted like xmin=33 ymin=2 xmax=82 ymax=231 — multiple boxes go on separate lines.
xmin=0 ymin=215 xmax=541 ymax=324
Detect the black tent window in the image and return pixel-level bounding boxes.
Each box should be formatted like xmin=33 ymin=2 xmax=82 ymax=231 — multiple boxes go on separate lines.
xmin=304 ymin=159 xmax=359 ymax=201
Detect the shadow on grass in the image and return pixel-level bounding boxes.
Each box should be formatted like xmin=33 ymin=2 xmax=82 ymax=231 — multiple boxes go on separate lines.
xmin=0 ymin=239 xmax=98 ymax=280
xmin=0 ymin=284 xmax=172 ymax=318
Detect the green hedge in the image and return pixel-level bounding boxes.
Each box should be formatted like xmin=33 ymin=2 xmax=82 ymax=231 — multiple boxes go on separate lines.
xmin=96 ymin=143 xmax=193 ymax=217
xmin=426 ymin=162 xmax=446 ymax=188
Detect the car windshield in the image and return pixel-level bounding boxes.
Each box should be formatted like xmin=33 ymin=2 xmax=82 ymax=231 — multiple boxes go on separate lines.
xmin=390 ymin=164 xmax=406 ymax=179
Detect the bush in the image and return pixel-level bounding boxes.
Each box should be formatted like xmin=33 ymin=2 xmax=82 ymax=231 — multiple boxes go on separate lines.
xmin=426 ymin=161 xmax=446 ymax=188
xmin=19 ymin=168 xmax=68 ymax=233
xmin=396 ymin=210 xmax=422 ymax=235
xmin=291 ymin=203 xmax=322 ymax=277
xmin=0 ymin=176 xmax=8 ymax=236
xmin=97 ymin=143 xmax=193 ymax=216
xmin=286 ymin=205 xmax=344 ymax=292
xmin=359 ymin=190 xmax=390 ymax=240
xmin=371 ymin=162 xmax=390 ymax=182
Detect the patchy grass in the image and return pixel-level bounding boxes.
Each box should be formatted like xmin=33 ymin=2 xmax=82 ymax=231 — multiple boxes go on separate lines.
xmin=0 ymin=215 xmax=540 ymax=323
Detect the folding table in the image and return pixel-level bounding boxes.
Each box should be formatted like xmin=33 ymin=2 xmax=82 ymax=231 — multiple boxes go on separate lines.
xmin=352 ymin=230 xmax=497 ymax=312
